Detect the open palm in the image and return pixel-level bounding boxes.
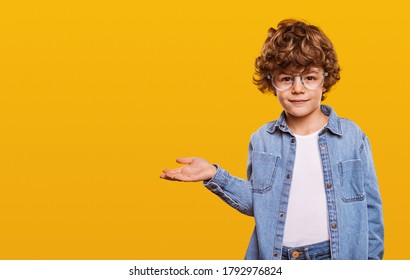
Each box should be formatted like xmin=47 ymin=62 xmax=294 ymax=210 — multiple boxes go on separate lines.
xmin=160 ymin=157 xmax=217 ymax=182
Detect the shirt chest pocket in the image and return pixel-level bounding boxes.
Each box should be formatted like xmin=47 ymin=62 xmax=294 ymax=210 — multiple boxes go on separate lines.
xmin=338 ymin=159 xmax=365 ymax=202
xmin=251 ymin=151 xmax=280 ymax=194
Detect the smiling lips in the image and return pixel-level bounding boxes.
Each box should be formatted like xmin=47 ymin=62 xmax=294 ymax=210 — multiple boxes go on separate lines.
xmin=290 ymin=99 xmax=309 ymax=103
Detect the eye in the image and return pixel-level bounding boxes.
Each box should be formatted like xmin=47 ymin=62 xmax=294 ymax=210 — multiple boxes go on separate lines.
xmin=279 ymin=76 xmax=293 ymax=82
xmin=304 ymin=75 xmax=318 ymax=81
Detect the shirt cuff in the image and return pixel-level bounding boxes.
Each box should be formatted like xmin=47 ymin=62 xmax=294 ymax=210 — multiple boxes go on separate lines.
xmin=203 ymin=164 xmax=229 ymax=192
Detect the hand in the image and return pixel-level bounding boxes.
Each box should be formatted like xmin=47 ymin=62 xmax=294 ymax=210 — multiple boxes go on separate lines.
xmin=160 ymin=157 xmax=217 ymax=182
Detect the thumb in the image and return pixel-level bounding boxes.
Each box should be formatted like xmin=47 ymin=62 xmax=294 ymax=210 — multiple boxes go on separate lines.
xmin=176 ymin=157 xmax=195 ymax=164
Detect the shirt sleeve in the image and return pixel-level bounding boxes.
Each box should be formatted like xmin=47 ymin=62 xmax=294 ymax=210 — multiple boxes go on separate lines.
xmin=360 ymin=135 xmax=384 ymax=259
xmin=203 ymin=142 xmax=254 ymax=216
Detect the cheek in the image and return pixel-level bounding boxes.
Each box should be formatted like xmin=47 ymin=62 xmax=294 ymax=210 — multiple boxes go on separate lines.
xmin=276 ymin=92 xmax=286 ymax=103
xmin=276 ymin=95 xmax=287 ymax=107
xmin=312 ymin=90 xmax=323 ymax=102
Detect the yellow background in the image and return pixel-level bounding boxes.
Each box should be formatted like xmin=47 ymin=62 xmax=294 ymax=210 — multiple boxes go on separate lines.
xmin=0 ymin=0 xmax=408 ymax=259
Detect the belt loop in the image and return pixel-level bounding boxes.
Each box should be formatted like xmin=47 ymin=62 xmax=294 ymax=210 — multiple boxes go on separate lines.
xmin=303 ymin=246 xmax=312 ymax=260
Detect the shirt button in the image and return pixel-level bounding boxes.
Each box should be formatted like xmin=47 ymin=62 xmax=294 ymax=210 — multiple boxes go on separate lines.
xmin=326 ymin=183 xmax=333 ymax=189
xmin=331 ymin=223 xmax=337 ymax=229
xmin=210 ymin=184 xmax=218 ymax=189
xmin=286 ymin=174 xmax=291 ymax=179
xmin=280 ymin=124 xmax=285 ymax=129
xmin=320 ymin=145 xmax=327 ymax=151
xmin=291 ymin=139 xmax=295 ymax=143
xmin=279 ymin=212 xmax=284 ymax=218
xmin=273 ymin=252 xmax=278 ymax=257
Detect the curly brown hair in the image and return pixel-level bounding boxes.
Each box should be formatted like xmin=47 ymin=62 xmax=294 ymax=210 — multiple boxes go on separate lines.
xmin=253 ymin=19 xmax=340 ymax=100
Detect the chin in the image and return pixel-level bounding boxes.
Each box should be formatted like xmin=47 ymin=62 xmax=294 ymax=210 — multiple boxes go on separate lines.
xmin=285 ymin=107 xmax=313 ymax=117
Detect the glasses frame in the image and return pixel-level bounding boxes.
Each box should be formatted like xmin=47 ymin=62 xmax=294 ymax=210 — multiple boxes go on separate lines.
xmin=268 ymin=71 xmax=329 ymax=92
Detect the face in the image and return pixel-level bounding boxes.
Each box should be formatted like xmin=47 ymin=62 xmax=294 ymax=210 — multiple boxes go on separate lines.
xmin=273 ymin=67 xmax=326 ymax=120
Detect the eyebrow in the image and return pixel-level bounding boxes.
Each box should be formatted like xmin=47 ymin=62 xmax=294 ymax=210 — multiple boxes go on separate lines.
xmin=278 ymin=68 xmax=321 ymax=75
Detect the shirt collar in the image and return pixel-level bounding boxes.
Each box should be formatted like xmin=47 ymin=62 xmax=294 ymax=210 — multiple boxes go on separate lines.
xmin=267 ymin=105 xmax=343 ymax=136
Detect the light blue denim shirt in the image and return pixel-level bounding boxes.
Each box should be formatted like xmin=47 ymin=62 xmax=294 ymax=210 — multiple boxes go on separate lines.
xmin=204 ymin=105 xmax=384 ymax=260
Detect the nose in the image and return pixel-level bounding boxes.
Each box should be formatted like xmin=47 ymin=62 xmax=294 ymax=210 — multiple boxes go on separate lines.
xmin=291 ymin=76 xmax=304 ymax=93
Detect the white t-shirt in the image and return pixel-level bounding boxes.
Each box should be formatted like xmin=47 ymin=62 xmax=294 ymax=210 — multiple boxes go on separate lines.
xmin=282 ymin=128 xmax=330 ymax=247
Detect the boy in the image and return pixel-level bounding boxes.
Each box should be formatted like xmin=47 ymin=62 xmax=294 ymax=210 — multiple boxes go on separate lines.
xmin=160 ymin=19 xmax=384 ymax=260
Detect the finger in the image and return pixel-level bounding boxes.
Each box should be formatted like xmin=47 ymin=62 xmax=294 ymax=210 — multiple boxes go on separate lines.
xmin=176 ymin=157 xmax=195 ymax=164
xmin=160 ymin=174 xmax=179 ymax=181
xmin=160 ymin=172 xmax=189 ymax=182
xmin=163 ymin=168 xmax=183 ymax=175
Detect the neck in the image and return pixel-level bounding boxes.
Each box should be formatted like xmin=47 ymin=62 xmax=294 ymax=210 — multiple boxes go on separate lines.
xmin=285 ymin=107 xmax=328 ymax=136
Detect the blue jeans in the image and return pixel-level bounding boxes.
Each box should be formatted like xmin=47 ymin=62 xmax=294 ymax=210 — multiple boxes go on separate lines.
xmin=281 ymin=240 xmax=331 ymax=260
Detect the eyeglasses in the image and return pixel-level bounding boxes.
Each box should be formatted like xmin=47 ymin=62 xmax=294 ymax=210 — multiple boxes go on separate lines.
xmin=268 ymin=70 xmax=328 ymax=91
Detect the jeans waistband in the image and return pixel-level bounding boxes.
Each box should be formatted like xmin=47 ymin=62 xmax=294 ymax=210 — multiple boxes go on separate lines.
xmin=281 ymin=240 xmax=331 ymax=260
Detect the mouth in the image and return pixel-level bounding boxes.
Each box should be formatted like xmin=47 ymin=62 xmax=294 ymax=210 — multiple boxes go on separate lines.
xmin=289 ymin=99 xmax=309 ymax=103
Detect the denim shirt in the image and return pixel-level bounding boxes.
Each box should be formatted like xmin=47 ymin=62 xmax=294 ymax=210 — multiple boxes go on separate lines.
xmin=204 ymin=105 xmax=384 ymax=260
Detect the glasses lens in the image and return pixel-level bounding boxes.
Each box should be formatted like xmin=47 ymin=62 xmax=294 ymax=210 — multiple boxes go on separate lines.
xmin=302 ymin=72 xmax=324 ymax=90
xmin=271 ymin=71 xmax=327 ymax=91
xmin=272 ymin=74 xmax=293 ymax=91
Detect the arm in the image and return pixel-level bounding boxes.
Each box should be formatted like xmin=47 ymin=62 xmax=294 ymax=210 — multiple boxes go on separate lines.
xmin=202 ymin=164 xmax=254 ymax=216
xmin=160 ymin=143 xmax=255 ymax=216
xmin=360 ymin=136 xmax=384 ymax=259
